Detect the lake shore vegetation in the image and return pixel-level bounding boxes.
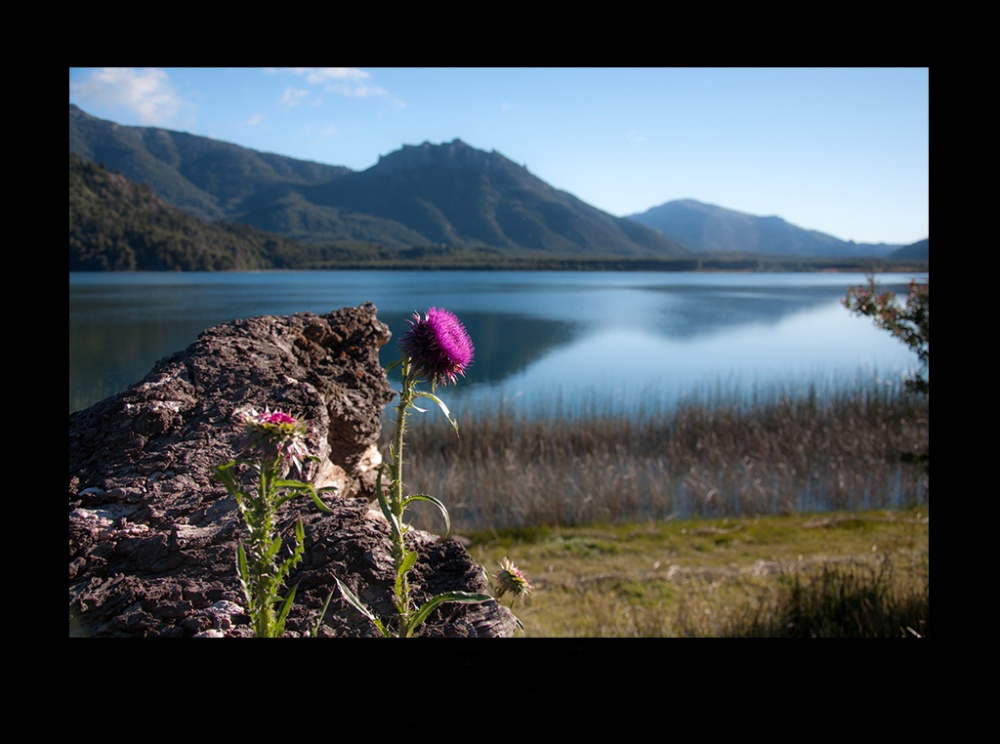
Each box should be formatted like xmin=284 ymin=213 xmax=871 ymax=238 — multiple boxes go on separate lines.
xmin=393 ymin=372 xmax=929 ymax=638
xmin=388 ymin=379 xmax=928 ymax=536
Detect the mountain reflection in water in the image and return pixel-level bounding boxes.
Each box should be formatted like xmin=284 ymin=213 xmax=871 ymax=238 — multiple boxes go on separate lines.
xmin=70 ymin=271 xmax=927 ymax=415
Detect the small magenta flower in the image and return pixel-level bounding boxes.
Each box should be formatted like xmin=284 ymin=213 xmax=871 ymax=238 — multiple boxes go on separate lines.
xmin=399 ymin=307 xmax=475 ymax=387
xmin=494 ymin=557 xmax=533 ymax=598
xmin=239 ymin=407 xmax=310 ymax=476
xmin=260 ymin=410 xmax=296 ymax=425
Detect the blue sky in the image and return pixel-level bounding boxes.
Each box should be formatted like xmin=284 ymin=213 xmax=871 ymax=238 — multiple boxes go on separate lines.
xmin=69 ymin=67 xmax=929 ymax=245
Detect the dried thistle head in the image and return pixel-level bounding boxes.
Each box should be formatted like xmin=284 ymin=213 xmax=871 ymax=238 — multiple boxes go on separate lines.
xmin=494 ymin=557 xmax=533 ymax=598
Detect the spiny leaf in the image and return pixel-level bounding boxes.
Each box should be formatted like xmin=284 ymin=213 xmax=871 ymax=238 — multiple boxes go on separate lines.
xmin=407 ymin=592 xmax=493 ymax=637
xmin=212 ymin=461 xmax=243 ymax=501
xmin=273 ymin=479 xmax=330 ymax=512
xmin=236 ymin=542 xmax=252 ymax=604
xmin=375 ymin=466 xmax=402 ymax=540
xmin=395 ymin=551 xmax=418 ymax=598
xmin=400 ymin=550 xmax=417 ymax=574
xmin=275 ymin=582 xmax=299 ymax=636
xmin=414 ymin=390 xmax=459 ymax=436
xmin=335 ymin=577 xmax=390 ymax=637
xmin=311 ymin=589 xmax=336 ymax=638
xmin=402 ymin=493 xmax=451 ymax=537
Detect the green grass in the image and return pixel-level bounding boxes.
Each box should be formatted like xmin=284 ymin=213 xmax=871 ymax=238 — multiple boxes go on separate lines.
xmin=466 ymin=508 xmax=928 ymax=637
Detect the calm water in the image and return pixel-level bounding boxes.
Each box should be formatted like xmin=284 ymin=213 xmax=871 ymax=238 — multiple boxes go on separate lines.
xmin=69 ymin=270 xmax=928 ymax=416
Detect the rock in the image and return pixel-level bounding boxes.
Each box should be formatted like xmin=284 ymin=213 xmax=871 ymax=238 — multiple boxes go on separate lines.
xmin=69 ymin=303 xmax=515 ymax=638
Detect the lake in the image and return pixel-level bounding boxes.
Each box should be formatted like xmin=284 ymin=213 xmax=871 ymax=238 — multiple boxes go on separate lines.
xmin=69 ymin=270 xmax=928 ymax=416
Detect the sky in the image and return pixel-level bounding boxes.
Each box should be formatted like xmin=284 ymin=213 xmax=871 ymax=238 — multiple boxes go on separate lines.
xmin=68 ymin=67 xmax=929 ymax=245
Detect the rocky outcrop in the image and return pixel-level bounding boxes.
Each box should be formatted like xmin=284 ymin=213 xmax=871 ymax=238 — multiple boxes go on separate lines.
xmin=69 ymin=303 xmax=514 ymax=638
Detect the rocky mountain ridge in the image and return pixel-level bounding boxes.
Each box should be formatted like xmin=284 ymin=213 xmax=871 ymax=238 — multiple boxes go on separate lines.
xmin=70 ymin=105 xmax=686 ymax=257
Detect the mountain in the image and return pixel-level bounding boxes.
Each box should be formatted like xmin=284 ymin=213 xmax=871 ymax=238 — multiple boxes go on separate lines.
xmin=70 ymin=104 xmax=352 ymax=224
xmin=889 ymin=238 xmax=928 ymax=261
xmin=69 ymin=105 xmax=688 ymax=258
xmin=69 ymin=153 xmax=346 ymax=271
xmin=627 ymin=198 xmax=917 ymax=258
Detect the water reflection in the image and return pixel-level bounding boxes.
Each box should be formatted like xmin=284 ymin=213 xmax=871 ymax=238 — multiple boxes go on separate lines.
xmin=644 ymin=283 xmax=850 ymax=339
xmin=70 ymin=271 xmax=926 ymax=414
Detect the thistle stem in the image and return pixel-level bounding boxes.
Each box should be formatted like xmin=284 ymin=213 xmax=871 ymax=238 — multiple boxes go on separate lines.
xmin=250 ymin=452 xmax=282 ymax=638
xmin=389 ymin=359 xmax=417 ymax=636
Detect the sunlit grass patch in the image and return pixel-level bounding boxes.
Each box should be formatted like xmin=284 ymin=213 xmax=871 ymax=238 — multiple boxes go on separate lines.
xmin=466 ymin=510 xmax=928 ymax=637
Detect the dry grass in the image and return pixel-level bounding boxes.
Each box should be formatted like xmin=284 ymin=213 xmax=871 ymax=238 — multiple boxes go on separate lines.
xmin=389 ymin=382 xmax=929 ymax=534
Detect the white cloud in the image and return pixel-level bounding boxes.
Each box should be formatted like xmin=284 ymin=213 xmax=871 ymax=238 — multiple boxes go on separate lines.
xmin=70 ymin=67 xmax=186 ymax=125
xmin=285 ymin=67 xmax=389 ymax=98
xmin=280 ymin=87 xmax=310 ymax=108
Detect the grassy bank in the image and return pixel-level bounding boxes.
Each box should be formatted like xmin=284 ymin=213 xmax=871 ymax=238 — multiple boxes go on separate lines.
xmin=388 ymin=382 xmax=929 ymax=534
xmin=465 ymin=509 xmax=928 ymax=637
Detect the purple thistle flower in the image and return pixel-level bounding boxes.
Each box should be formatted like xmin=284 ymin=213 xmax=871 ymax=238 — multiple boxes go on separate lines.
xmin=260 ymin=410 xmax=296 ymax=425
xmin=399 ymin=307 xmax=474 ymax=387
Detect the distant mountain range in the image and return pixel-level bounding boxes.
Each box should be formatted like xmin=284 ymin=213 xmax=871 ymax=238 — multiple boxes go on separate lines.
xmin=69 ymin=104 xmax=927 ymax=262
xmin=627 ymin=199 xmax=926 ymax=260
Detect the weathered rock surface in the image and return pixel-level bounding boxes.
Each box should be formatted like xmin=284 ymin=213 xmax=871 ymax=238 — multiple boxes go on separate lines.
xmin=69 ymin=303 xmax=514 ymax=638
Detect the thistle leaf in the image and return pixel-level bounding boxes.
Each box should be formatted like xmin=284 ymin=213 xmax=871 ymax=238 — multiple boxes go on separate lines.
xmin=263 ymin=535 xmax=282 ymax=563
xmin=407 ymin=592 xmax=492 ymax=637
xmin=275 ymin=582 xmax=299 ymax=636
xmin=402 ymin=493 xmax=451 ymax=537
xmin=212 ymin=461 xmax=241 ymax=499
xmin=236 ymin=542 xmax=251 ymax=604
xmin=273 ymin=480 xmax=330 ymax=512
xmin=335 ymin=577 xmax=389 ymax=637
xmin=375 ymin=467 xmax=402 ymax=540
xmin=311 ymin=589 xmax=336 ymax=638
xmin=395 ymin=550 xmax=418 ymax=597
xmin=414 ymin=390 xmax=459 ymax=435
xmin=401 ymin=550 xmax=417 ymax=574
xmin=334 ymin=577 xmax=373 ymax=619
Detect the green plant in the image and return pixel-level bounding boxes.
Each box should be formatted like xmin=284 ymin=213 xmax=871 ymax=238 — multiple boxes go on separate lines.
xmin=337 ymin=308 xmax=499 ymax=637
xmin=844 ymin=273 xmax=929 ymax=485
xmin=844 ymin=273 xmax=929 ymax=395
xmin=212 ymin=408 xmax=334 ymax=637
xmin=732 ymin=556 xmax=929 ymax=638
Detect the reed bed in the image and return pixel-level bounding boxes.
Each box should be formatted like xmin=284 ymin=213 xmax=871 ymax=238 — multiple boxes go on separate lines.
xmin=383 ymin=380 xmax=929 ymax=534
